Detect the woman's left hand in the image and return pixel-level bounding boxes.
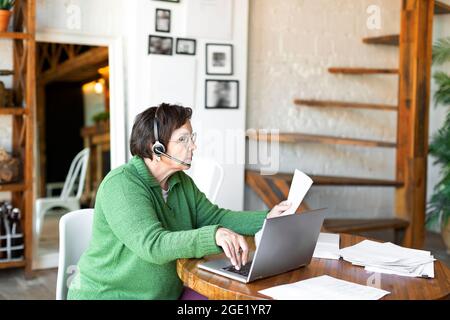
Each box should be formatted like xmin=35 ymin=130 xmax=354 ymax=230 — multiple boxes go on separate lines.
xmin=267 ymin=200 xmax=291 ymax=219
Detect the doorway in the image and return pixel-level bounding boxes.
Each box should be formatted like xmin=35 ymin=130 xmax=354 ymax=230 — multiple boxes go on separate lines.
xmin=34 ymin=42 xmax=111 ymax=269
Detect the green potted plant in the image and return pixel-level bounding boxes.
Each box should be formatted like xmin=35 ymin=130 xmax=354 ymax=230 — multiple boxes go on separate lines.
xmin=0 ymin=0 xmax=15 ymax=32
xmin=427 ymin=37 xmax=450 ymax=253
xmin=92 ymin=111 xmax=110 ymax=133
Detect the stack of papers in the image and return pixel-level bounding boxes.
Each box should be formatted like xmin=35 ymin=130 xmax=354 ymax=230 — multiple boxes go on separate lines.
xmin=312 ymin=233 xmax=340 ymax=260
xmin=258 ymin=275 xmax=390 ymax=300
xmin=339 ymin=240 xmax=435 ymax=278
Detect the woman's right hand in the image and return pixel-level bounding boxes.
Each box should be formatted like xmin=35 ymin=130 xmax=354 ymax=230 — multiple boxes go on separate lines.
xmin=215 ymin=227 xmax=248 ymax=270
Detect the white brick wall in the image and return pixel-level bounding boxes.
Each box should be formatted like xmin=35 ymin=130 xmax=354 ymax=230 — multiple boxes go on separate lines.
xmin=245 ymin=0 xmax=450 ymax=223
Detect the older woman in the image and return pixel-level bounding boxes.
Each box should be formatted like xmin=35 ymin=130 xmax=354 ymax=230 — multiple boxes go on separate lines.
xmin=67 ymin=103 xmax=290 ymax=300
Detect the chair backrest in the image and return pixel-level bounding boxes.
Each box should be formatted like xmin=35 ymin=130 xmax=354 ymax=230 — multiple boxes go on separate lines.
xmin=187 ymin=157 xmax=224 ymax=203
xmin=56 ymin=208 xmax=94 ymax=300
xmin=60 ymin=148 xmax=90 ymax=200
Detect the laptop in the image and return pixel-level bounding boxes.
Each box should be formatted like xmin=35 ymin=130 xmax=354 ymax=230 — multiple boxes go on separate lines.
xmin=198 ymin=208 xmax=327 ymax=283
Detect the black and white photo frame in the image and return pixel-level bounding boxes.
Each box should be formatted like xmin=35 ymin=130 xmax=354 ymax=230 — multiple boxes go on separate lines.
xmin=148 ymin=35 xmax=173 ymax=55
xmin=176 ymin=38 xmax=196 ymax=55
xmin=205 ymin=80 xmax=239 ymax=109
xmin=206 ymin=43 xmax=233 ymax=75
xmin=155 ymin=9 xmax=171 ymax=33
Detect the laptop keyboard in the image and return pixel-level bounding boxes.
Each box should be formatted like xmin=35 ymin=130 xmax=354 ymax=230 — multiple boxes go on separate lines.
xmin=222 ymin=263 xmax=252 ymax=277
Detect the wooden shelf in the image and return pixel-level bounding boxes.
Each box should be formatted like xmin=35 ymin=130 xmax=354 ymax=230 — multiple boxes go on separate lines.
xmin=0 ymin=107 xmax=27 ymax=116
xmin=0 ymin=183 xmax=26 ymax=192
xmin=328 ymin=67 xmax=399 ymax=75
xmin=362 ymin=34 xmax=399 ymax=46
xmin=435 ymin=0 xmax=450 ymax=14
xmin=0 ymin=32 xmax=32 ymax=40
xmin=247 ymin=132 xmax=396 ymax=148
xmin=246 ymin=170 xmax=403 ymax=187
xmin=0 ymin=260 xmax=26 ymax=270
xmin=323 ymin=218 xmax=409 ymax=233
xmin=294 ymin=99 xmax=397 ymax=111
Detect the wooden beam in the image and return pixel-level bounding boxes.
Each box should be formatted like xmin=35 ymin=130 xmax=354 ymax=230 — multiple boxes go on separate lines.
xmin=247 ymin=131 xmax=397 ymax=148
xmin=39 ymin=46 xmax=108 ymax=84
xmin=294 ymin=99 xmax=398 ymax=111
xmin=24 ymin=0 xmax=37 ymax=278
xmin=396 ymin=0 xmax=434 ymax=248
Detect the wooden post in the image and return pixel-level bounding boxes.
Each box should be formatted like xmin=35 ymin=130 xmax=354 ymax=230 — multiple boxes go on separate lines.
xmin=396 ymin=0 xmax=434 ymax=248
xmin=24 ymin=0 xmax=36 ymax=277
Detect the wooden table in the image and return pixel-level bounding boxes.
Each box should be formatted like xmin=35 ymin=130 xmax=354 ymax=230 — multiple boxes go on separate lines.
xmin=177 ymin=234 xmax=450 ymax=300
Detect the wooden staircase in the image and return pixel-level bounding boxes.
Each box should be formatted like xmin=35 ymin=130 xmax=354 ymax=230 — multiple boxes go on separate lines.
xmin=328 ymin=67 xmax=399 ymax=75
xmin=246 ymin=0 xmax=445 ymax=247
xmin=294 ymin=99 xmax=398 ymax=111
xmin=362 ymin=34 xmax=399 ymax=46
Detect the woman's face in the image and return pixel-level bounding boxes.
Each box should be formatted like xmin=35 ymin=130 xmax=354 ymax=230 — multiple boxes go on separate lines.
xmin=165 ymin=120 xmax=197 ymax=169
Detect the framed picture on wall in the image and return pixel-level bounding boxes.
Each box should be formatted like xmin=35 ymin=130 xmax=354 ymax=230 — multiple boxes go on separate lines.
xmin=155 ymin=9 xmax=171 ymax=33
xmin=176 ymin=38 xmax=196 ymax=55
xmin=148 ymin=35 xmax=173 ymax=55
xmin=206 ymin=43 xmax=233 ymax=75
xmin=153 ymin=0 xmax=180 ymax=3
xmin=205 ymin=80 xmax=239 ymax=109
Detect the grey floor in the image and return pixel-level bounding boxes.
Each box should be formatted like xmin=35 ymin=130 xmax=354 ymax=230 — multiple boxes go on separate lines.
xmin=0 ymin=219 xmax=448 ymax=300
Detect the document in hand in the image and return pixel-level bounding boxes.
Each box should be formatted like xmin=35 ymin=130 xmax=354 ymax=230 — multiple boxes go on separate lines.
xmin=339 ymin=240 xmax=435 ymax=278
xmin=281 ymin=169 xmax=313 ymax=216
xmin=255 ymin=169 xmax=313 ymax=247
xmin=258 ymin=275 xmax=390 ymax=300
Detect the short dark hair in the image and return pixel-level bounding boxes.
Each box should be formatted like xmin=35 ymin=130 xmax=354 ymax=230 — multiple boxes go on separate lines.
xmin=130 ymin=103 xmax=193 ymax=159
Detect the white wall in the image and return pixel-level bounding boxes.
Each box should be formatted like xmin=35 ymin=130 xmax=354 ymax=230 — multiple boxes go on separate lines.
xmin=245 ymin=0 xmax=450 ymax=227
xmin=126 ymin=0 xmax=249 ymax=211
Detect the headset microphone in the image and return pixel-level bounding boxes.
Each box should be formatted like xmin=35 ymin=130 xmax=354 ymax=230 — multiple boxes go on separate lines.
xmin=152 ymin=105 xmax=191 ymax=168
xmin=158 ymin=151 xmax=191 ymax=168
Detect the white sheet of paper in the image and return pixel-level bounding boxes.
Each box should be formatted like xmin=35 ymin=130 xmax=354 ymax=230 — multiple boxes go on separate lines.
xmin=313 ymin=233 xmax=341 ymax=260
xmin=365 ymin=261 xmax=435 ymax=278
xmin=282 ymin=169 xmax=313 ymax=216
xmin=258 ymin=275 xmax=390 ymax=300
xmin=254 ymin=169 xmax=313 ymax=247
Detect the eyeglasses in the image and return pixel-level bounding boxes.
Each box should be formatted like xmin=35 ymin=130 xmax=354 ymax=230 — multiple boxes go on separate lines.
xmin=168 ymin=132 xmax=197 ymax=147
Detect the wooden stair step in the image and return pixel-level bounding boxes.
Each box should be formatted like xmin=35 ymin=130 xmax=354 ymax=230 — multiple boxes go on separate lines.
xmin=323 ymin=218 xmax=409 ymax=233
xmin=435 ymin=0 xmax=450 ymax=14
xmin=247 ymin=131 xmax=396 ymax=148
xmin=328 ymin=67 xmax=399 ymax=75
xmin=362 ymin=34 xmax=399 ymax=46
xmin=294 ymin=99 xmax=397 ymax=111
xmin=246 ymin=170 xmax=403 ymax=187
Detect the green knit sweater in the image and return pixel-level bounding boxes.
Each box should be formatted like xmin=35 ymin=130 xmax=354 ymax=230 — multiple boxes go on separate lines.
xmin=67 ymin=156 xmax=268 ymax=300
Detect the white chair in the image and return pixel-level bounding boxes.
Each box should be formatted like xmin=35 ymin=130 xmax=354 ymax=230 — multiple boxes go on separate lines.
xmin=56 ymin=208 xmax=94 ymax=300
xmin=35 ymin=148 xmax=90 ymax=237
xmin=187 ymin=157 xmax=224 ymax=203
